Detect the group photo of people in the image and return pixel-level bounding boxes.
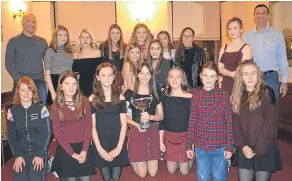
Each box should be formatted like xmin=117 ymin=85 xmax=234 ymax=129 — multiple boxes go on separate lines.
xmin=3 ymin=2 xmax=290 ymax=181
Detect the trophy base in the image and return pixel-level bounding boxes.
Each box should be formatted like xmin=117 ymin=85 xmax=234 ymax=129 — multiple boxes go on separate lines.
xmin=140 ymin=121 xmax=151 ymax=129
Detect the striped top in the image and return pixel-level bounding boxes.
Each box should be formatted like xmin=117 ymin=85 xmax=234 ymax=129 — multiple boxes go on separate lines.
xmin=44 ymin=46 xmax=73 ymax=74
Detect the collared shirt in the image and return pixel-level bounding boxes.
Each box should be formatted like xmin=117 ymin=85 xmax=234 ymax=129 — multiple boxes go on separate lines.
xmin=243 ymin=26 xmax=289 ymax=82
xmin=186 ymin=87 xmax=234 ymax=152
xmin=5 ymin=32 xmax=48 ymax=81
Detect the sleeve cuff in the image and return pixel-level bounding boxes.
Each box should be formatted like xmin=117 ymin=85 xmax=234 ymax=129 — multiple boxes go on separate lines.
xmin=281 ymin=76 xmax=288 ymax=83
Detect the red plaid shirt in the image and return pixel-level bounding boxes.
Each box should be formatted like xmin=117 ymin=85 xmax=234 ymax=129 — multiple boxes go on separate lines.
xmin=186 ymin=87 xmax=234 ymax=152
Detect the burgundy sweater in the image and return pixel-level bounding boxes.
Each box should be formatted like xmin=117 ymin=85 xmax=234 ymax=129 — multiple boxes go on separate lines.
xmin=232 ymin=86 xmax=277 ymax=156
xmin=51 ymin=96 xmax=92 ymax=156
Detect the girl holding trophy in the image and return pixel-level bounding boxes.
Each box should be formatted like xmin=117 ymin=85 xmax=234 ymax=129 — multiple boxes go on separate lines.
xmin=124 ymin=62 xmax=164 ymax=178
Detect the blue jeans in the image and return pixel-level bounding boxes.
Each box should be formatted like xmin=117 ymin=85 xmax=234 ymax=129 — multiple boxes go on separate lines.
xmin=195 ymin=147 xmax=228 ymax=181
xmin=263 ymin=71 xmax=280 ymax=101
xmin=12 ymin=79 xmax=47 ymax=105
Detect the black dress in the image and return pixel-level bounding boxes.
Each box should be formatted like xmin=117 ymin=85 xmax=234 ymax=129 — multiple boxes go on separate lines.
xmin=72 ymin=57 xmax=105 ymax=97
xmin=91 ymin=100 xmax=129 ymax=168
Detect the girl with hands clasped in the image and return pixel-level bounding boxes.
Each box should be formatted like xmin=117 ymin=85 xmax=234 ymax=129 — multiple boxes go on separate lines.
xmin=7 ymin=77 xmax=52 ymax=181
xmin=231 ymin=60 xmax=282 ymax=181
xmin=90 ymin=62 xmax=129 ymax=181
xmin=159 ymin=67 xmax=194 ymax=175
xmin=50 ymin=70 xmax=96 ymax=181
xmin=124 ymin=63 xmax=164 ymax=178
xmin=185 ymin=61 xmax=234 ymax=181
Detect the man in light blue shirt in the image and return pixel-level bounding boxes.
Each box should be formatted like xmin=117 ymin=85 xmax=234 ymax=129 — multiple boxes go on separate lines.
xmin=243 ymin=4 xmax=289 ymax=100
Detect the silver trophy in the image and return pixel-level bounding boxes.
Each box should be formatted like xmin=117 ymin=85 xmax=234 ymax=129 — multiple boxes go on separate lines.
xmin=130 ymin=94 xmax=153 ymax=129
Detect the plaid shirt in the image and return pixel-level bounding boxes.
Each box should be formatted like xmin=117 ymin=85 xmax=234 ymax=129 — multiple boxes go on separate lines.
xmin=186 ymin=87 xmax=234 ymax=152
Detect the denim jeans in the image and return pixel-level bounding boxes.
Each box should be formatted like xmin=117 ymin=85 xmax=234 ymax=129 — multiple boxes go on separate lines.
xmin=195 ymin=147 xmax=228 ymax=181
xmin=263 ymin=71 xmax=280 ymax=101
xmin=12 ymin=79 xmax=47 ymax=106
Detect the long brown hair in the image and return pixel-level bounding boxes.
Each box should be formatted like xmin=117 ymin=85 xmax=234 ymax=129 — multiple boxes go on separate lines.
xmin=13 ymin=77 xmax=39 ymax=105
xmin=123 ymin=42 xmax=143 ymax=76
xmin=134 ymin=62 xmax=159 ymax=101
xmin=53 ymin=70 xmax=85 ymax=121
xmin=157 ymin=31 xmax=173 ymax=57
xmin=174 ymin=27 xmax=195 ymax=63
xmin=230 ymin=59 xmax=265 ymax=114
xmin=100 ymin=24 xmax=126 ymax=60
xmin=92 ymin=62 xmax=121 ymax=109
xmin=49 ymin=25 xmax=72 ymax=53
xmin=163 ymin=67 xmax=189 ymax=96
xmin=147 ymin=39 xmax=164 ymax=73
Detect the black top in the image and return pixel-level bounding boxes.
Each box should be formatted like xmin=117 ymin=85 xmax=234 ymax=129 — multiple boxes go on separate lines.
xmin=159 ymin=95 xmax=191 ymax=132
xmin=99 ymin=42 xmax=126 ymax=71
xmin=72 ymin=57 xmax=105 ymax=97
xmin=91 ymin=100 xmax=129 ymax=167
xmin=124 ymin=89 xmax=160 ymax=124
xmin=154 ymin=59 xmax=171 ymax=90
xmin=184 ymin=48 xmax=195 ymax=87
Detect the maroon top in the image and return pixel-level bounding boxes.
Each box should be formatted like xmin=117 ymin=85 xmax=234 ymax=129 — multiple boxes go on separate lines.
xmin=232 ymin=87 xmax=277 ymax=156
xmin=51 ymin=96 xmax=92 ymax=156
xmin=220 ymin=44 xmax=246 ymax=95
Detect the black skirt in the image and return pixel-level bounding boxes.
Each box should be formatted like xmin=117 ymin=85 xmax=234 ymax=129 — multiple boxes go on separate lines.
xmin=233 ymin=141 xmax=282 ymax=172
xmin=51 ymin=142 xmax=97 ymax=178
xmin=47 ymin=74 xmax=60 ymax=105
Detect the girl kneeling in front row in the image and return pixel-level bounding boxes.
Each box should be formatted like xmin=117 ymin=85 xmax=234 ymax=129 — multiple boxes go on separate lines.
xmin=7 ymin=77 xmax=52 ymax=181
xmin=159 ymin=67 xmax=194 ymax=175
xmin=50 ymin=70 xmax=96 ymax=181
xmin=90 ymin=62 xmax=129 ymax=181
xmin=125 ymin=62 xmax=164 ymax=178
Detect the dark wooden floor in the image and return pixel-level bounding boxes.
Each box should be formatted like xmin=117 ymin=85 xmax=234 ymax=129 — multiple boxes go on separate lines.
xmin=2 ymin=130 xmax=292 ymax=181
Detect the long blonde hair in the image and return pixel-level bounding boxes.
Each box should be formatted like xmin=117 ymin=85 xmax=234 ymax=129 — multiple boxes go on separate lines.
xmin=73 ymin=28 xmax=98 ymax=53
xmin=53 ymin=70 xmax=85 ymax=121
xmin=230 ymin=59 xmax=265 ymax=114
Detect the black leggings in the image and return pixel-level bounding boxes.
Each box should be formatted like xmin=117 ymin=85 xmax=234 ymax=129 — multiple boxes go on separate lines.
xmin=60 ymin=176 xmax=91 ymax=181
xmin=100 ymin=167 xmax=122 ymax=181
xmin=238 ymin=169 xmax=271 ymax=181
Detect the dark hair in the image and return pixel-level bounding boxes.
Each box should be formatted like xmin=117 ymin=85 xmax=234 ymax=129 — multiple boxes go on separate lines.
xmin=157 ymin=31 xmax=173 ymax=58
xmin=92 ymin=62 xmax=120 ymax=109
xmin=174 ymin=27 xmax=195 ymax=62
xmin=147 ymin=39 xmax=164 ymax=73
xmin=133 ymin=62 xmax=159 ymax=101
xmin=226 ymin=17 xmax=243 ymax=30
xmin=254 ymin=4 xmax=269 ymax=15
xmin=200 ymin=61 xmax=219 ymax=75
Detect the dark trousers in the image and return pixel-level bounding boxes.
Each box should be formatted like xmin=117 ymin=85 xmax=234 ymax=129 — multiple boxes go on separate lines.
xmin=12 ymin=152 xmax=49 ymax=181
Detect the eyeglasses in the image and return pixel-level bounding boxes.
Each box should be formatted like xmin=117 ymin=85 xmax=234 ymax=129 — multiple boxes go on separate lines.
xmin=182 ymin=35 xmax=194 ymax=39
